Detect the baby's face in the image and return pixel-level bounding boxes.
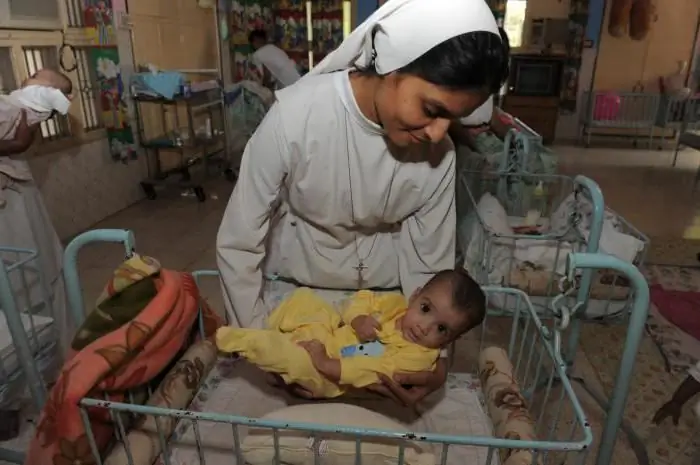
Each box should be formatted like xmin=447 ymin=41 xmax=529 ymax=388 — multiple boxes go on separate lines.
xmin=399 ymin=282 xmax=469 ymax=349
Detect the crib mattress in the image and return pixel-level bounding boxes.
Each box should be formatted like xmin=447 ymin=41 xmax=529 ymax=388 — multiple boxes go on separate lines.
xmin=158 ymin=281 xmax=499 ymax=465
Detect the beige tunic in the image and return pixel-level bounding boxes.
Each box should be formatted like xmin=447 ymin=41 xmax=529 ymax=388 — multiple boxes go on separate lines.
xmin=217 ymin=71 xmax=456 ymax=329
xmin=0 ymin=95 xmax=68 ymax=407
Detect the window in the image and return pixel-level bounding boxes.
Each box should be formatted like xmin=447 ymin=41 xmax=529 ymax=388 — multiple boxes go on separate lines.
xmin=342 ymin=0 xmax=351 ymax=39
xmin=64 ymin=0 xmax=84 ymax=27
xmin=0 ymin=48 xmax=17 ymax=94
xmin=504 ymin=0 xmax=527 ymax=48
xmin=74 ymin=48 xmax=102 ymax=131
xmin=23 ymin=46 xmax=72 ymax=141
xmin=0 ymin=4 xmax=107 ymax=153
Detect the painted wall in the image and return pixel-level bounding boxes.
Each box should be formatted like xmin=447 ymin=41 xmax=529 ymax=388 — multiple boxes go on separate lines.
xmin=593 ymin=0 xmax=699 ymax=91
xmin=29 ymin=140 xmax=146 ymax=240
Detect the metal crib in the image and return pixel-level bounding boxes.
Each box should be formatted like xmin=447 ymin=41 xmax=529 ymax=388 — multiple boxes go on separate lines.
xmin=30 ymin=229 xmax=646 ymax=465
xmin=579 ymin=90 xmax=661 ymax=149
xmin=0 ymin=230 xmax=136 ymax=463
xmin=456 ymin=128 xmax=558 ymax=266
xmin=0 ymin=246 xmax=54 ymax=463
xmin=458 ymin=165 xmax=653 ymax=464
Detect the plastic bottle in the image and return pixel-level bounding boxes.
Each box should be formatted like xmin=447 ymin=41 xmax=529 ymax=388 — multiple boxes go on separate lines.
xmin=525 ymin=181 xmax=546 ymax=226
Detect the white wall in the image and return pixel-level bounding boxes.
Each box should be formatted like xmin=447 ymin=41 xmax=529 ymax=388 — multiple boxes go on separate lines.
xmin=28 ymin=139 xmax=146 ymax=240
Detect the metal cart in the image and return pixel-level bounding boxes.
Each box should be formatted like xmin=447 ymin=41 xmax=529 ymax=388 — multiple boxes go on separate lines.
xmin=133 ymin=86 xmax=236 ymax=202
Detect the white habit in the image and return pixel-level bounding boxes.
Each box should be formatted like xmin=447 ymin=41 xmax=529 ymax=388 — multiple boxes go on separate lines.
xmin=252 ymin=44 xmax=302 ymax=89
xmin=218 ymin=0 xmax=501 ymax=328
xmin=217 ymin=71 xmax=456 ymax=328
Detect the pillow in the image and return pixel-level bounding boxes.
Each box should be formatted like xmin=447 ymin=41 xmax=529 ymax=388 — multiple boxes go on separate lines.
xmin=241 ymin=403 xmax=435 ymax=465
xmin=476 ymin=193 xmax=513 ymax=237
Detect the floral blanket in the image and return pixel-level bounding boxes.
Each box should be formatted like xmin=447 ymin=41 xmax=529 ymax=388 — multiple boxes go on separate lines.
xmin=23 ymin=254 xmax=222 ymax=465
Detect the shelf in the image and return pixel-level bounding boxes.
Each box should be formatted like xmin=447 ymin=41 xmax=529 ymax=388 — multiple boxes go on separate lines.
xmin=133 ymin=88 xmax=221 ymax=105
xmin=141 ymin=134 xmax=224 ymax=150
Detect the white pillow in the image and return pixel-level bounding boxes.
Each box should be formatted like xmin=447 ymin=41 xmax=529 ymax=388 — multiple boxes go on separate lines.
xmin=476 ymin=193 xmax=512 ymax=237
xmin=241 ymin=403 xmax=435 ymax=465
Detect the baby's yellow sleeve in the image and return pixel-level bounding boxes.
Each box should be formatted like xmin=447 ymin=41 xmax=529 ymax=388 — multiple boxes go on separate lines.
xmin=341 ymin=292 xmax=407 ymax=324
xmin=339 ymin=346 xmax=439 ymax=388
xmin=340 ymin=291 xmax=377 ymax=323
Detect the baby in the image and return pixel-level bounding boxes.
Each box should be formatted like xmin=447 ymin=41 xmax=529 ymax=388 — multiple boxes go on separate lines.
xmin=0 ymin=69 xmax=72 ymax=207
xmin=216 ymin=268 xmax=486 ymax=398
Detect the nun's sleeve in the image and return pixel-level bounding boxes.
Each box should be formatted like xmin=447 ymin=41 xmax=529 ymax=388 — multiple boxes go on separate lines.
xmin=217 ymin=103 xmax=289 ymax=329
xmin=397 ymin=151 xmax=457 ymax=297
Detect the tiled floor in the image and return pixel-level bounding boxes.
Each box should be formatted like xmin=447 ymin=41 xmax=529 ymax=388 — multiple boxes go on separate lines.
xmin=11 ymin=144 xmax=700 ymax=464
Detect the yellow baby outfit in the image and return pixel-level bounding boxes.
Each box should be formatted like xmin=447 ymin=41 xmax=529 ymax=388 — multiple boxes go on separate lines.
xmin=216 ymin=288 xmax=440 ymax=398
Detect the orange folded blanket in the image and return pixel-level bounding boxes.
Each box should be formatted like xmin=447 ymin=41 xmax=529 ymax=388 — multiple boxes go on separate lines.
xmin=24 ymin=263 xmax=222 ymax=465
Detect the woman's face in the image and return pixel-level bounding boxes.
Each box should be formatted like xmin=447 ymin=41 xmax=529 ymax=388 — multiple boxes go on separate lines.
xmin=376 ymin=73 xmax=490 ymax=149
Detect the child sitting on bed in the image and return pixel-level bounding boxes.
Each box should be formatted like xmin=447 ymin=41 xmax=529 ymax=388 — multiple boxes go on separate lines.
xmin=216 ymin=268 xmax=486 ymax=398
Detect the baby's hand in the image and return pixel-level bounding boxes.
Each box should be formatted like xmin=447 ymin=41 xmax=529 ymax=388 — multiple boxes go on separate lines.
xmin=351 ymin=315 xmax=381 ymax=342
xmin=298 ymin=339 xmax=328 ymax=362
xmin=298 ymin=339 xmax=341 ymax=383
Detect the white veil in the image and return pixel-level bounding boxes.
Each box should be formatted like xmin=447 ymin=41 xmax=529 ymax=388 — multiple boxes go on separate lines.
xmin=303 ymin=0 xmax=501 ymax=125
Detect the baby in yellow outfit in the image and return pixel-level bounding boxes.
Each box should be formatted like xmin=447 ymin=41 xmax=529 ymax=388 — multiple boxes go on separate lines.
xmin=216 ymin=268 xmax=486 ymax=398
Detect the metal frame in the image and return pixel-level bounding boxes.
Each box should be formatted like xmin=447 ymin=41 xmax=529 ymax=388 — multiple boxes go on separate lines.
xmin=0 ymin=229 xmax=134 ymax=463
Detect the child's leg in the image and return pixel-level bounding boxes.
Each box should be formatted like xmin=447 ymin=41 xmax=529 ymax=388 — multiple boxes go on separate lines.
xmin=215 ymin=326 xmax=328 ymax=393
xmin=267 ymin=287 xmax=341 ymax=332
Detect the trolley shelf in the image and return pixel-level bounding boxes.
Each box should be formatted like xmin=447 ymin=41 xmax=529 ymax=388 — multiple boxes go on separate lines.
xmin=132 ymin=80 xmax=233 ymax=203
xmin=140 ymin=133 xmax=224 ymax=150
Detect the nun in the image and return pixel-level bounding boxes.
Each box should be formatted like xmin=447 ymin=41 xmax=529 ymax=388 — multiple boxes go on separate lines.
xmin=217 ymin=0 xmax=509 ymax=405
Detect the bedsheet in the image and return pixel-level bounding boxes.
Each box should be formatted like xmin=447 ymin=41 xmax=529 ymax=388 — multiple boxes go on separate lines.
xmin=158 ymin=281 xmax=500 ymax=465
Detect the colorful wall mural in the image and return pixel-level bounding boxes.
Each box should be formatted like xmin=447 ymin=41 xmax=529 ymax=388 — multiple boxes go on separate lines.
xmin=81 ymin=0 xmax=137 ymax=161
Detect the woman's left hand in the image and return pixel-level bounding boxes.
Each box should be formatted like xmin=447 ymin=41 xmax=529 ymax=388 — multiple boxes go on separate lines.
xmin=369 ymin=358 xmax=448 ymax=407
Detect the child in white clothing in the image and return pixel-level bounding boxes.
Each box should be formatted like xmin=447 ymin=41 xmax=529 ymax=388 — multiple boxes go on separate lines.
xmin=0 ymin=69 xmax=73 ymax=207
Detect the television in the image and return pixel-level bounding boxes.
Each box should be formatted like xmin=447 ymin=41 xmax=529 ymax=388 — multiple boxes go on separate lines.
xmin=507 ymin=54 xmax=565 ymax=98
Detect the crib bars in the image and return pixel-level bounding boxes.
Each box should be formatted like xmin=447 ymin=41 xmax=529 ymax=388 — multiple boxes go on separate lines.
xmin=579 ymin=90 xmax=700 ymax=151
xmin=457 ymin=164 xmax=651 ymax=464
xmin=0 ymin=224 xmax=651 ymax=465
xmin=76 ymin=273 xmax=594 ymax=465
xmin=0 ymin=230 xmax=136 ymax=463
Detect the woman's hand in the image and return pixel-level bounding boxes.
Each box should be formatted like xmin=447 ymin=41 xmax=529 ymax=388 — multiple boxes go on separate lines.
xmin=367 ymin=358 xmax=448 ymax=407
xmin=350 ymin=315 xmax=381 ymax=342
xmin=13 ymin=111 xmax=38 ymax=151
xmin=266 ymin=373 xmax=318 ymax=399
